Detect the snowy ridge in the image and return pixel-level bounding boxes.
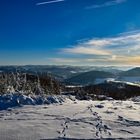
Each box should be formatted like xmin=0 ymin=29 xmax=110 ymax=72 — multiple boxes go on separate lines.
xmin=108 ymin=80 xmax=140 ymax=87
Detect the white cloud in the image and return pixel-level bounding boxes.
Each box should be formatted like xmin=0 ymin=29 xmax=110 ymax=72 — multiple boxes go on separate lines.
xmin=86 ymin=0 xmax=127 ymax=9
xmin=60 ymin=30 xmax=140 ymax=66
xmin=63 ymin=46 xmax=111 ymax=55
xmin=36 ymin=0 xmax=65 ymax=5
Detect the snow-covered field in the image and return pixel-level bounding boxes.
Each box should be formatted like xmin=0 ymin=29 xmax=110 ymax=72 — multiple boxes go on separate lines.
xmin=0 ymin=98 xmax=140 ymax=140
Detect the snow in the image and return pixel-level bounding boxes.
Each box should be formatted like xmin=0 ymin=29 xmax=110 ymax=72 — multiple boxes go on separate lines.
xmin=0 ymin=99 xmax=139 ymax=139
xmin=0 ymin=93 xmax=76 ymax=110
xmin=65 ymin=85 xmax=83 ymax=88
xmin=70 ymin=71 xmax=77 ymax=74
xmin=94 ymin=77 xmax=140 ymax=86
xmin=107 ymin=80 xmax=140 ymax=87
xmin=130 ymin=96 xmax=140 ymax=102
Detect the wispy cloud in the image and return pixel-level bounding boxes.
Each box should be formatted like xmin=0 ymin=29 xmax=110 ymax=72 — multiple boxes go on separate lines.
xmin=36 ymin=0 xmax=65 ymax=5
xmin=86 ymin=0 xmax=127 ymax=9
xmin=59 ymin=30 xmax=140 ymax=66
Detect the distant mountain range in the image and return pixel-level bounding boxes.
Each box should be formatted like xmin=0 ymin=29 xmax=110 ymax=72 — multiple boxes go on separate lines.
xmin=0 ymin=65 xmax=140 ymax=85
xmin=0 ymin=65 xmax=123 ymax=79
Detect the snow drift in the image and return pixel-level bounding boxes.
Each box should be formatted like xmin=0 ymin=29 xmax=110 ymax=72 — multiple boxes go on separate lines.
xmin=0 ymin=93 xmax=76 ymax=110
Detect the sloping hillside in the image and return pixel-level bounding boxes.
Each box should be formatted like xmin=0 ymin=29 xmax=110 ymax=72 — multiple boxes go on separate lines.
xmin=82 ymin=81 xmax=140 ymax=100
xmin=65 ymin=70 xmax=114 ymax=85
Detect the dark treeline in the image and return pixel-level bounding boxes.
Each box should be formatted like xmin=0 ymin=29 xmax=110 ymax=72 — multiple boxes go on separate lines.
xmin=0 ymin=72 xmax=62 ymax=95
xmin=0 ymin=71 xmax=140 ymax=100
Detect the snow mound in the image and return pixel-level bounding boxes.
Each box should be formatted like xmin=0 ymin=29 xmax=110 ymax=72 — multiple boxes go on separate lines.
xmin=0 ymin=93 xmax=76 ymax=110
xmin=130 ymin=96 xmax=140 ymax=102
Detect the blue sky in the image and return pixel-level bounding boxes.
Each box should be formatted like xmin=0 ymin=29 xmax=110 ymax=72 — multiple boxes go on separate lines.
xmin=0 ymin=0 xmax=140 ymax=66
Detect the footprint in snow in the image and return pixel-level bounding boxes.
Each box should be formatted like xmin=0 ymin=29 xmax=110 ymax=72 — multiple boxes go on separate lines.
xmin=95 ymin=105 xmax=104 ymax=108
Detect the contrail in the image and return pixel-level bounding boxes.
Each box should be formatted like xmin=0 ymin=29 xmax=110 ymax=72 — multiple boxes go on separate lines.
xmin=36 ymin=0 xmax=65 ymax=5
